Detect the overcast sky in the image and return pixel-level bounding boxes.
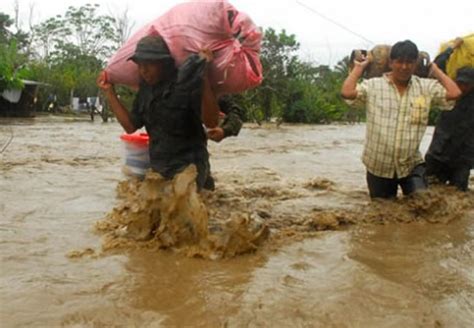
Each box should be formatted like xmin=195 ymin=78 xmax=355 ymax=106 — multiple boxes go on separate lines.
xmin=3 ymin=0 xmax=473 ymax=65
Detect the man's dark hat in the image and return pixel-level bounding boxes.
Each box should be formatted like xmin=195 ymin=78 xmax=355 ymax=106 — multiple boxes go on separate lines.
xmin=127 ymin=35 xmax=172 ymax=62
xmin=456 ymin=67 xmax=474 ymax=84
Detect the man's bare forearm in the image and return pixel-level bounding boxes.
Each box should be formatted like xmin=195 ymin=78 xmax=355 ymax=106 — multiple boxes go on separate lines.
xmin=104 ymin=89 xmax=136 ymax=133
xmin=430 ymin=63 xmax=461 ymax=100
xmin=341 ymin=65 xmax=364 ymax=99
xmin=200 ymin=75 xmax=220 ymax=128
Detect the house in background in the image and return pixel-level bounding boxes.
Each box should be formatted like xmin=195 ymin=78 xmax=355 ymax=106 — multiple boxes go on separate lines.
xmin=0 ymin=80 xmax=43 ymax=117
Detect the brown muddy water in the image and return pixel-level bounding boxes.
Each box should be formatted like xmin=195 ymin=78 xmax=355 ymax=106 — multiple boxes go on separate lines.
xmin=1 ymin=116 xmax=473 ymax=327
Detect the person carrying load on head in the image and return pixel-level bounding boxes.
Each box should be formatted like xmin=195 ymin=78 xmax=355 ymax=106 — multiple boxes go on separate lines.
xmin=425 ymin=37 xmax=474 ymax=191
xmin=341 ymin=40 xmax=461 ymax=199
xmin=97 ymin=35 xmax=221 ymax=190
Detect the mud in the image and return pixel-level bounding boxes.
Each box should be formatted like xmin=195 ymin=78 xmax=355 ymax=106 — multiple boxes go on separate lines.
xmin=1 ymin=117 xmax=473 ymax=327
xmin=95 ymin=165 xmax=268 ymax=259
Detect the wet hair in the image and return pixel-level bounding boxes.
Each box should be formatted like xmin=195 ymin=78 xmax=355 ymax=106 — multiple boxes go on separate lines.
xmin=390 ymin=40 xmax=419 ymax=61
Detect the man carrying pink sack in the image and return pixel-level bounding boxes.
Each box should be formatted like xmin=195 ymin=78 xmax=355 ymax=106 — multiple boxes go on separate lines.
xmin=104 ymin=0 xmax=263 ymax=96
xmin=98 ymin=35 xmax=220 ymax=190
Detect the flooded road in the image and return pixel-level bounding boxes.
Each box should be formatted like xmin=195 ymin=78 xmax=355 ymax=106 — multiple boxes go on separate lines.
xmin=1 ymin=116 xmax=473 ymax=327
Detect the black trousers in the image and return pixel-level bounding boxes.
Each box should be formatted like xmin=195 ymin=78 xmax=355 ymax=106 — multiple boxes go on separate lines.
xmin=366 ymin=164 xmax=427 ymax=199
xmin=151 ymin=148 xmax=210 ymax=191
xmin=425 ymin=155 xmax=470 ymax=191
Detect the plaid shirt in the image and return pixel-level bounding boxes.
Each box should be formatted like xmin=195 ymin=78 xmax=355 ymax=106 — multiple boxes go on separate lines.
xmin=347 ymin=74 xmax=453 ymax=178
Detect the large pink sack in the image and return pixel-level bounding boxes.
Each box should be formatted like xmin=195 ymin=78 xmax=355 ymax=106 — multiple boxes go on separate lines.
xmin=105 ymin=0 xmax=262 ymax=95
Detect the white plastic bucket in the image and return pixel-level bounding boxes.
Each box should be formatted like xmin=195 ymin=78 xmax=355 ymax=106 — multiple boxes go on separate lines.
xmin=120 ymin=132 xmax=150 ymax=178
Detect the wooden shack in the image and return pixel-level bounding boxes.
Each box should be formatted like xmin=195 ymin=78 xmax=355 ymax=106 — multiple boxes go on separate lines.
xmin=0 ymin=80 xmax=42 ymax=117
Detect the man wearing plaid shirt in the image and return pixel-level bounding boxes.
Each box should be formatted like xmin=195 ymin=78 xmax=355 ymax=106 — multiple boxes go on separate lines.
xmin=341 ymin=40 xmax=461 ymax=199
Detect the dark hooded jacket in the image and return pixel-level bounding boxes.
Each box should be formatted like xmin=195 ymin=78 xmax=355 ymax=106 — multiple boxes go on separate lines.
xmin=426 ymin=49 xmax=474 ymax=168
xmin=426 ymin=92 xmax=474 ymax=168
xmin=130 ymin=54 xmax=209 ymax=186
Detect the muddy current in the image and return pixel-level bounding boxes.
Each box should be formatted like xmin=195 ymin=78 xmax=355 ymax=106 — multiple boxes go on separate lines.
xmin=1 ymin=116 xmax=473 ymax=327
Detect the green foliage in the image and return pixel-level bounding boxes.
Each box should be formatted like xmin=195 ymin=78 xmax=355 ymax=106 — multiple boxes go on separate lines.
xmin=236 ymin=28 xmax=352 ymax=124
xmin=32 ymin=16 xmax=65 ymax=60
xmin=32 ymin=4 xmax=119 ymax=62
xmin=0 ymin=41 xmax=21 ymax=92
xmin=0 ymin=13 xmax=33 ymax=93
xmin=62 ymin=4 xmax=119 ymax=59
xmin=283 ymin=79 xmax=342 ymax=123
xmin=0 ymin=12 xmax=14 ymax=44
xmin=0 ymin=38 xmax=31 ymax=92
xmin=7 ymin=5 xmax=360 ymax=124
xmin=259 ymin=28 xmax=300 ymax=120
xmin=24 ymin=4 xmax=125 ymax=110
xmin=1 ymin=12 xmax=30 ymax=55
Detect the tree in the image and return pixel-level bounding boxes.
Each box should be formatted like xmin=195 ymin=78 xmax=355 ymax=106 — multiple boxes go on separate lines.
xmin=240 ymin=28 xmax=300 ymax=121
xmin=62 ymin=4 xmax=119 ymax=59
xmin=109 ymin=6 xmax=135 ymax=46
xmin=32 ymin=3 xmax=120 ymax=62
xmin=0 ymin=40 xmax=24 ymax=92
xmin=0 ymin=12 xmax=31 ymax=93
xmin=0 ymin=12 xmax=14 ymax=43
xmin=0 ymin=11 xmax=29 ymax=50
xmin=32 ymin=16 xmax=64 ymax=60
xmin=29 ymin=4 xmax=122 ymax=112
xmin=236 ymin=28 xmax=353 ymax=124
